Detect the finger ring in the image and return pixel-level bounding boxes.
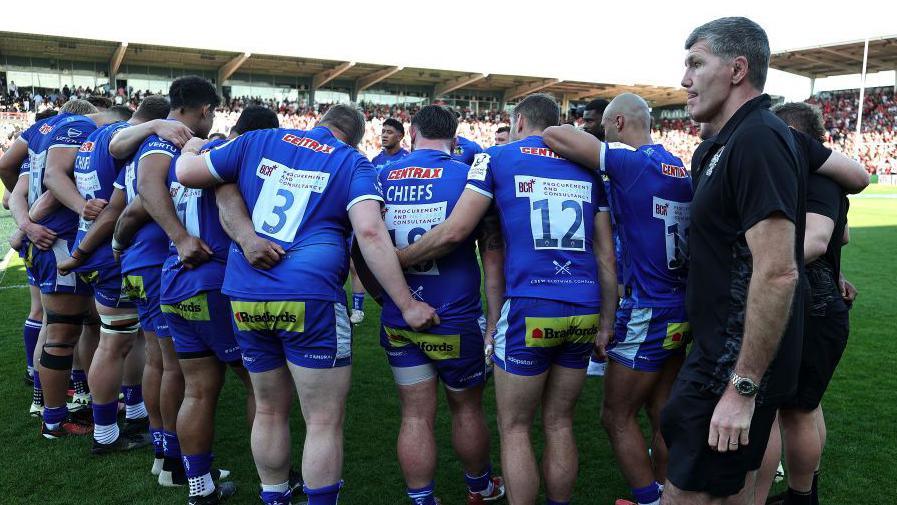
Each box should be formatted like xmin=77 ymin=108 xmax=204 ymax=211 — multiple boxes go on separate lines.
xmin=728 ymin=441 xmax=738 ymax=446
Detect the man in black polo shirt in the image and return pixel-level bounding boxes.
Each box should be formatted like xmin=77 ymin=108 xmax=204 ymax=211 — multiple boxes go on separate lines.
xmin=661 ymin=17 xmax=803 ymax=504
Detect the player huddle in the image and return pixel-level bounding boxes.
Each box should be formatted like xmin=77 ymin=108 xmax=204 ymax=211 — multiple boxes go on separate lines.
xmin=0 ymin=15 xmax=870 ymax=505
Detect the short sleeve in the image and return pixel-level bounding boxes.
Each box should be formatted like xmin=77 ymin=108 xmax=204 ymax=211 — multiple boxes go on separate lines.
xmin=347 ymin=157 xmax=384 ymax=211
xmin=791 ymin=129 xmax=832 ymax=173
xmin=18 ymin=159 xmax=30 ymax=176
xmin=139 ymin=137 xmax=178 ymax=160
xmin=600 ymin=142 xmax=641 ymax=188
xmin=205 ymin=135 xmax=248 ymax=183
xmin=48 ymin=120 xmax=96 ymax=149
xmin=806 ymin=173 xmax=841 ymax=221
xmin=18 ymin=123 xmax=37 ymax=144
xmin=593 ymin=175 xmax=610 ymax=213
xmin=465 ymin=151 xmax=495 ymax=199
xmin=728 ymin=127 xmax=798 ymax=231
xmin=113 ymin=166 xmax=126 ymax=189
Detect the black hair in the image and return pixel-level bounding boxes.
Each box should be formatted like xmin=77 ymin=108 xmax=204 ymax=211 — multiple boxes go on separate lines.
xmin=233 ymin=105 xmax=280 ymax=135
xmin=319 ymin=104 xmax=366 ymax=146
xmin=168 ymin=76 xmax=221 ymax=110
xmin=85 ymin=96 xmax=113 ymax=110
xmin=133 ymin=95 xmax=171 ymax=121
xmin=107 ymin=105 xmax=134 ymax=121
xmin=496 ymin=126 xmax=510 ymax=134
xmin=35 ymin=109 xmax=58 ymax=121
xmin=411 ymin=105 xmax=458 ymax=141
xmin=513 ymin=93 xmax=560 ymax=131
xmin=382 ymin=118 xmax=405 ymax=135
xmin=584 ymin=98 xmax=609 ymax=113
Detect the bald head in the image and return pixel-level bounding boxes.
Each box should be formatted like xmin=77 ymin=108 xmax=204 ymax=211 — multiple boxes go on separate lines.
xmin=601 ymin=93 xmax=652 ymax=146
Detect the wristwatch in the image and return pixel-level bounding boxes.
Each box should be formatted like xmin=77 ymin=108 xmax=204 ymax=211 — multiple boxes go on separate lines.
xmin=731 ymin=373 xmax=759 ymax=397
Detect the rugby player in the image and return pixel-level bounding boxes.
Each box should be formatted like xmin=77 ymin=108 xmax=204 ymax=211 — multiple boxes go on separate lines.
xmin=174 ymin=103 xmax=439 ymax=505
xmin=55 ymin=96 xmax=172 ymax=453
xmin=493 ymin=126 xmax=510 ymax=146
xmin=543 ymin=92 xmax=694 ymax=505
xmin=377 ymin=104 xmax=505 ymax=505
xmin=112 ymin=76 xmax=223 ymax=487
xmin=20 ymin=98 xmax=124 ymax=438
xmin=0 ymin=109 xmax=57 ymax=389
xmin=371 ymin=117 xmax=409 ymax=170
xmin=582 ymin=99 xmax=610 ymax=141
xmin=159 ymin=105 xmax=278 ymax=504
xmin=452 ymin=133 xmax=484 ymax=165
xmin=397 ymin=93 xmax=618 ymax=505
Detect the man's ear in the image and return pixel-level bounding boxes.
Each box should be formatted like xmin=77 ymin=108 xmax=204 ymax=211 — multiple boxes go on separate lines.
xmin=732 ymin=56 xmax=749 ymax=86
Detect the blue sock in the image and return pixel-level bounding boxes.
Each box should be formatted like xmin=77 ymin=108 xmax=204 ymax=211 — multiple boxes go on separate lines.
xmin=352 ymin=292 xmax=365 ymax=311
xmin=122 ymin=385 xmax=142 ymax=406
xmin=465 ymin=464 xmax=492 ymax=493
xmin=406 ymin=481 xmax=436 ymax=505
xmin=260 ymin=489 xmax=292 ymax=505
xmin=32 ymin=371 xmax=43 ymax=405
xmin=162 ymin=430 xmax=182 ymax=459
xmin=71 ymin=369 xmax=89 ymax=395
xmin=183 ymin=452 xmax=213 ymax=478
xmin=546 ymin=500 xmax=570 ymax=505
xmin=632 ymin=482 xmax=662 ymax=504
xmin=150 ymin=427 xmax=164 ymax=457
xmin=305 ymin=481 xmax=343 ymax=505
xmin=92 ymin=400 xmax=118 ymax=426
xmin=23 ymin=319 xmax=40 ymax=370
xmin=43 ymin=405 xmax=68 ymax=426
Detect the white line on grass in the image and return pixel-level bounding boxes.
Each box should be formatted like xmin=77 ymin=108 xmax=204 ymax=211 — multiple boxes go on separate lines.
xmin=0 ymin=248 xmax=16 ymax=285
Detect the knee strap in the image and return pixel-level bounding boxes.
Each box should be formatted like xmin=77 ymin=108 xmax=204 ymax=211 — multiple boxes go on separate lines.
xmin=40 ymin=347 xmax=74 ymax=370
xmin=101 ymin=321 xmax=141 ymax=335
xmin=45 ymin=310 xmax=89 ymax=326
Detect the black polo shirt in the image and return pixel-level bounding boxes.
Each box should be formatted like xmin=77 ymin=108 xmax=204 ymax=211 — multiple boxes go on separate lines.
xmin=806 ymin=171 xmax=849 ymax=312
xmin=683 ymin=94 xmax=804 ymax=405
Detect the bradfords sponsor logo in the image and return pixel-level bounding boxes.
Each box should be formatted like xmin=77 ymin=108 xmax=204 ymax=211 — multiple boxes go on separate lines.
xmin=663 ymin=321 xmax=691 ymax=350
xmin=520 ymin=147 xmax=562 ymax=159
xmin=39 ymin=123 xmax=53 ymax=135
xmin=79 ymin=141 xmax=95 ymax=153
xmin=517 ymin=178 xmax=536 ymax=194
xmin=384 ymin=326 xmax=460 ymax=360
xmin=232 ymin=301 xmax=305 ymax=333
xmin=524 ymin=314 xmax=600 ymax=348
xmin=661 ymin=163 xmax=688 ymax=178
xmin=386 ymin=166 xmax=443 ymax=180
xmin=281 ymin=134 xmax=335 ymax=154
xmin=161 ymin=293 xmax=210 ymax=321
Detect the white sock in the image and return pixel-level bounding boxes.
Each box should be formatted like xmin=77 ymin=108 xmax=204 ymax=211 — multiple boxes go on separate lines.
xmin=188 ymin=472 xmax=216 ymax=497
xmin=261 ymin=482 xmax=290 ymax=493
xmin=126 ymin=402 xmax=148 ymax=420
xmin=477 ymin=480 xmax=494 ymax=497
xmin=94 ymin=423 xmax=119 ymax=444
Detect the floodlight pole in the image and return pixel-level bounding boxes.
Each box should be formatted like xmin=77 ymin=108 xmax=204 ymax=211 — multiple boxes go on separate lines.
xmin=854 ymin=37 xmax=869 ymax=160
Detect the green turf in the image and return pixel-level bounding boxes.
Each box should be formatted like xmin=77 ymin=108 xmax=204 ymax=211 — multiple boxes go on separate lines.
xmin=0 ymin=186 xmax=895 ymax=504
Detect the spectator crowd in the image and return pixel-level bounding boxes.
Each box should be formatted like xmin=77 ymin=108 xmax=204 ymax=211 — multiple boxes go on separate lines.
xmin=2 ymin=75 xmax=895 ymax=173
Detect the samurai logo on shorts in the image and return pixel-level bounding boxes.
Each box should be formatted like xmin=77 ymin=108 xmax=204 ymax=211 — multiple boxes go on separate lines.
xmin=232 ymin=300 xmax=305 ymax=333
xmin=384 ymin=326 xmax=461 ymax=360
xmin=161 ymin=293 xmax=211 ymax=321
xmin=524 ymin=314 xmax=599 ymax=348
xmin=663 ymin=321 xmax=691 ymax=350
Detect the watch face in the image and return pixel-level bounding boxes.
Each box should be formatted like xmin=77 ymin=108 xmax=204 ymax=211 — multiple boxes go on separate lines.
xmin=735 ymin=379 xmax=758 ymax=395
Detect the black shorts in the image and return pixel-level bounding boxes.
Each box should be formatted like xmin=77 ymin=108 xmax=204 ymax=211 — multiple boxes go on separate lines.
xmin=661 ymin=378 xmax=778 ymax=497
xmin=781 ymin=305 xmax=849 ymax=411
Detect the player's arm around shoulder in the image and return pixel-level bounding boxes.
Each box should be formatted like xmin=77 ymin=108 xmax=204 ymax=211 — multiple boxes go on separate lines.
xmin=542 ymin=124 xmax=602 ymax=171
